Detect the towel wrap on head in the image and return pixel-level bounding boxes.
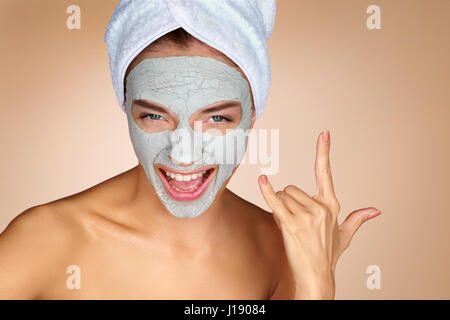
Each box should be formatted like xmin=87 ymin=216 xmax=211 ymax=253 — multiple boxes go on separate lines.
xmin=104 ymin=0 xmax=276 ymax=119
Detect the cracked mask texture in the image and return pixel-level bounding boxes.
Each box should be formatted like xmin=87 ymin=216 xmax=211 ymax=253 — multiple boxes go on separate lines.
xmin=125 ymin=56 xmax=252 ymax=218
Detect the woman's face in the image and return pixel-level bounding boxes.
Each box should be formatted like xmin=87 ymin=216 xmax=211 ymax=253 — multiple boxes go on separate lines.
xmin=124 ymin=42 xmax=255 ymax=219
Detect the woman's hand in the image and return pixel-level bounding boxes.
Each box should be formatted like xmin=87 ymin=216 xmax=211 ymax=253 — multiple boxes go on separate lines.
xmin=258 ymin=130 xmax=381 ymax=299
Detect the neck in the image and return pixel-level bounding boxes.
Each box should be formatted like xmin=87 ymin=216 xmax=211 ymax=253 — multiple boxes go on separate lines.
xmin=127 ymin=164 xmax=231 ymax=251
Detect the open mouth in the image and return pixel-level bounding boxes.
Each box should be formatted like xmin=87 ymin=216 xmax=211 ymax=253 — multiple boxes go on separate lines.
xmin=156 ymin=165 xmax=216 ymax=201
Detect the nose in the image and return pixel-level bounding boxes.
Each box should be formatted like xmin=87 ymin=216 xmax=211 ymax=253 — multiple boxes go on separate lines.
xmin=169 ymin=128 xmax=203 ymax=165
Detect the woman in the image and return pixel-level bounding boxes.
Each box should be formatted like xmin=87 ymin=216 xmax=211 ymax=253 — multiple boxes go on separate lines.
xmin=0 ymin=0 xmax=381 ymax=299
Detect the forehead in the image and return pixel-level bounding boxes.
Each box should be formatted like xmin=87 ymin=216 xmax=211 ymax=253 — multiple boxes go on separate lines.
xmin=125 ymin=56 xmax=251 ymax=115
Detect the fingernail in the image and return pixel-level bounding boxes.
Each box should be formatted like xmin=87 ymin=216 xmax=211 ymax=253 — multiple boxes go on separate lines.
xmin=260 ymin=175 xmax=268 ymax=185
xmin=322 ymin=130 xmax=330 ymax=143
xmin=368 ymin=210 xmax=382 ymax=218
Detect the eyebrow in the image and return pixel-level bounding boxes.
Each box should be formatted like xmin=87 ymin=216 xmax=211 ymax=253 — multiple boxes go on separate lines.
xmin=199 ymin=101 xmax=241 ymax=114
xmin=133 ymin=100 xmax=169 ymax=114
xmin=134 ymin=100 xmax=241 ymax=114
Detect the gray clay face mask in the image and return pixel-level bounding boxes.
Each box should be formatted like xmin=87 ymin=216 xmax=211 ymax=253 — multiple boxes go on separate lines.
xmin=125 ymin=56 xmax=253 ymax=218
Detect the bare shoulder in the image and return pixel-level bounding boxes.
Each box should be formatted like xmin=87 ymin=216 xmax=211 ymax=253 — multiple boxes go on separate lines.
xmin=3 ymin=192 xmax=89 ymax=238
xmin=0 ymin=168 xmax=134 ymax=299
xmin=0 ymin=170 xmax=124 ymax=249
xmin=0 ymin=200 xmax=81 ymax=299
xmin=226 ymin=190 xmax=296 ymax=299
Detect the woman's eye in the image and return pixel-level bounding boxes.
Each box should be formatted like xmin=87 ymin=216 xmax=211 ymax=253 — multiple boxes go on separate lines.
xmin=142 ymin=113 xmax=163 ymax=120
xmin=210 ymin=115 xmax=230 ymax=122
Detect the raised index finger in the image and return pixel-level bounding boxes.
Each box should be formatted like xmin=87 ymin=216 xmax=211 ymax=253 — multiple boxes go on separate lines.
xmin=314 ymin=130 xmax=337 ymax=200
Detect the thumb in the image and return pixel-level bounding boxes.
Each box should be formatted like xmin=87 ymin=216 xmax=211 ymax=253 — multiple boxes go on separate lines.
xmin=338 ymin=207 xmax=381 ymax=250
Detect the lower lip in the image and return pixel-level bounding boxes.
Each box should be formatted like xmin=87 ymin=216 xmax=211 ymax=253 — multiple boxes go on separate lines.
xmin=157 ymin=168 xmax=215 ymax=201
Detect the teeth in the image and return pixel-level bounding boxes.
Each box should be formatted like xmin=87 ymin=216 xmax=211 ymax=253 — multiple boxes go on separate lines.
xmin=163 ymin=169 xmax=207 ymax=181
xmin=165 ymin=171 xmax=176 ymax=179
xmin=162 ymin=169 xmax=212 ymax=193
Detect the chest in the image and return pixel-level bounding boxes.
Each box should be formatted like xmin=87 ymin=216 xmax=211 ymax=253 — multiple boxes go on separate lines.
xmin=49 ymin=240 xmax=273 ymax=299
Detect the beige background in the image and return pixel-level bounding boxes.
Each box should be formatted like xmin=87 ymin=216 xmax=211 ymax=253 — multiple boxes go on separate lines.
xmin=1 ymin=0 xmax=449 ymax=299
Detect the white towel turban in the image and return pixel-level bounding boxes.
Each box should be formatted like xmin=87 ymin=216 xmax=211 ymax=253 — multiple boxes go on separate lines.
xmin=104 ymin=0 xmax=276 ymax=119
